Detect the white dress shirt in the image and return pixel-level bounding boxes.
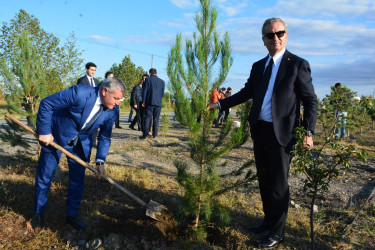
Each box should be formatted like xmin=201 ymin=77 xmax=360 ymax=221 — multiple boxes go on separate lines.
xmin=81 ymin=92 xmax=102 ymax=130
xmin=86 ymin=75 xmax=95 ymax=87
xmin=259 ymin=48 xmax=286 ymax=122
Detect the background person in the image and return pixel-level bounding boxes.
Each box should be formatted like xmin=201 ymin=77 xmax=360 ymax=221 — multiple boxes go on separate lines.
xmin=77 ymin=62 xmax=98 ymax=87
xmin=129 ymin=74 xmax=148 ymax=131
xmin=77 ymin=62 xmax=100 ymax=146
xmin=141 ymin=68 xmax=165 ymax=139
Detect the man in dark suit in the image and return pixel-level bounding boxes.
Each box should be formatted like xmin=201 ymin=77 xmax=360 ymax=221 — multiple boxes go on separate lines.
xmin=77 ymin=62 xmax=100 ymax=145
xmin=129 ymin=74 xmax=148 ymax=131
xmin=209 ymin=17 xmax=317 ymax=248
xmin=141 ymin=68 xmax=165 ymax=139
xmin=77 ymin=62 xmax=99 ymax=87
xmin=31 ymin=77 xmax=126 ymax=231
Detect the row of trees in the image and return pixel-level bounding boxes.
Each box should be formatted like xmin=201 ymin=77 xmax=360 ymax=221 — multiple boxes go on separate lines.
xmin=0 ymin=10 xmax=84 ymax=126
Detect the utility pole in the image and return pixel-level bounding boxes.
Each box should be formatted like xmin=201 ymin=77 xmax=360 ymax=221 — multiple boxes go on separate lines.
xmin=151 ymin=54 xmax=154 ymax=68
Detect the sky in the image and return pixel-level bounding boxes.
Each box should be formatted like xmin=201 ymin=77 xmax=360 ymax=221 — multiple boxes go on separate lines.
xmin=1 ymin=0 xmax=375 ymax=99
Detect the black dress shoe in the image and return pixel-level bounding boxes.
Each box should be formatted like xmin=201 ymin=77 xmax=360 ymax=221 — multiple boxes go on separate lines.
xmin=66 ymin=215 xmax=85 ymax=230
xmin=115 ymin=126 xmax=122 ymax=129
xmin=250 ymin=221 xmax=270 ymax=234
xmin=139 ymin=136 xmax=147 ymax=139
xmin=259 ymin=232 xmax=284 ymax=249
xmin=31 ymin=214 xmax=43 ymax=230
xmin=129 ymin=125 xmax=136 ymax=130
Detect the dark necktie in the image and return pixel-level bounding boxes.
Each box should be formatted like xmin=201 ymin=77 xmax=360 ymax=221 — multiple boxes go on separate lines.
xmin=90 ymin=78 xmax=94 ymax=87
xmin=249 ymin=58 xmax=274 ymax=127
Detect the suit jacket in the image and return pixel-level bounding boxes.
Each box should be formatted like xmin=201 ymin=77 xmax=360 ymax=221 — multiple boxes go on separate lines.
xmin=77 ymin=75 xmax=99 ymax=87
xmin=142 ymin=75 xmax=165 ymax=107
xmin=220 ymin=50 xmax=318 ymax=146
xmin=130 ymin=84 xmax=142 ymax=107
xmin=37 ymin=85 xmax=118 ymax=161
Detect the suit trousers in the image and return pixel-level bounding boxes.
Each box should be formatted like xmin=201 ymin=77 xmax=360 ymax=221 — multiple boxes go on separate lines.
xmin=130 ymin=103 xmax=144 ymax=131
xmin=252 ymin=120 xmax=291 ymax=236
xmin=34 ymin=142 xmax=86 ymax=216
xmin=143 ymin=105 xmax=161 ymax=138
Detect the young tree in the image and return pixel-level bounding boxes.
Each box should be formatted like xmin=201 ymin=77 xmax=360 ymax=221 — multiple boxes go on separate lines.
xmin=362 ymin=97 xmax=375 ymax=129
xmin=167 ymin=0 xmax=255 ymax=238
xmin=292 ymin=126 xmax=366 ymax=249
xmin=0 ymin=30 xmax=46 ymax=151
xmin=110 ymin=55 xmax=146 ymax=95
xmin=325 ymin=84 xmax=356 ymax=139
xmin=0 ymin=10 xmax=83 ymax=95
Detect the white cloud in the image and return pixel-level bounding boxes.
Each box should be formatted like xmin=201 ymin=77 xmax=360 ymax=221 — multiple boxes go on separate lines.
xmin=218 ymin=16 xmax=375 ymax=58
xmin=170 ymin=0 xmax=199 ymax=8
xmin=89 ymin=35 xmax=113 ymax=42
xmin=157 ymin=20 xmax=187 ymax=29
xmin=261 ymin=0 xmax=375 ymax=18
xmin=217 ymin=0 xmax=249 ymax=16
xmin=311 ymin=57 xmax=375 ymax=98
xmin=120 ymin=32 xmax=183 ymax=47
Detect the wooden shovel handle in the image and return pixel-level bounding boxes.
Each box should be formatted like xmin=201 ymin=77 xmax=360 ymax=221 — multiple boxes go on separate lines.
xmin=5 ymin=113 xmax=148 ymax=207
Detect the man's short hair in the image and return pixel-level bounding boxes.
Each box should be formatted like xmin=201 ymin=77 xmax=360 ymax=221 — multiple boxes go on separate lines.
xmin=105 ymin=71 xmax=113 ymax=78
xmin=143 ymin=73 xmax=149 ymax=78
xmin=262 ymin=17 xmax=288 ymax=37
xmin=85 ymin=62 xmax=97 ymax=69
xmin=100 ymin=77 xmax=126 ymax=93
xmin=149 ymin=68 xmax=157 ymax=75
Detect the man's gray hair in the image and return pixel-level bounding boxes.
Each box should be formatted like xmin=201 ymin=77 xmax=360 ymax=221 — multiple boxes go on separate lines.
xmin=100 ymin=77 xmax=126 ymax=93
xmin=262 ymin=17 xmax=288 ymax=37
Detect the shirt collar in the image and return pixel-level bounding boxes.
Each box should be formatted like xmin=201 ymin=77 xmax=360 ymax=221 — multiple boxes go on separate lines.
xmin=96 ymin=90 xmax=102 ymax=106
xmin=267 ymin=48 xmax=286 ymax=66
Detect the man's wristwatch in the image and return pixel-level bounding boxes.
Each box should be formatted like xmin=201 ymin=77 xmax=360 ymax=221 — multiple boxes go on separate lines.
xmin=306 ymin=131 xmax=313 ymax=137
xmin=96 ymin=162 xmax=104 ymax=167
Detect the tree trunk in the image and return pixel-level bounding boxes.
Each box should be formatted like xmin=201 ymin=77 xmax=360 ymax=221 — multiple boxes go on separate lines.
xmin=194 ymin=163 xmax=205 ymax=228
xmin=194 ymin=194 xmax=202 ymax=228
xmin=310 ymin=186 xmax=318 ymax=250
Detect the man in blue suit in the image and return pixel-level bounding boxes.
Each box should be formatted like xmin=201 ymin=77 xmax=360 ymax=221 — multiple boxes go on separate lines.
xmin=141 ymin=68 xmax=165 ymax=139
xmin=31 ymin=77 xmax=126 ymax=231
xmin=77 ymin=62 xmax=99 ymax=87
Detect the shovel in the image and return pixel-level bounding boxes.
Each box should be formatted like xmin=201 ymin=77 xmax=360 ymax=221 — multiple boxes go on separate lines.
xmin=6 ymin=113 xmax=168 ymax=221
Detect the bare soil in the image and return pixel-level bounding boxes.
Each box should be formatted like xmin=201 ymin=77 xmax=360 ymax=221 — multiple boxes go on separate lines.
xmin=0 ymin=114 xmax=374 ymax=249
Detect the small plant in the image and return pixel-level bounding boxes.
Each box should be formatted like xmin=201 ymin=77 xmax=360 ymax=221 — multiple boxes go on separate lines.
xmin=0 ymin=181 xmax=10 ymax=200
xmin=363 ymin=97 xmax=375 ymax=128
xmin=292 ymin=126 xmax=367 ymax=249
xmin=160 ymin=114 xmax=170 ymax=137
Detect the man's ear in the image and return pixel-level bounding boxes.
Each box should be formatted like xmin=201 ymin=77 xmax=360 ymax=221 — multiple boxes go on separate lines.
xmin=100 ymin=87 xmax=108 ymax=96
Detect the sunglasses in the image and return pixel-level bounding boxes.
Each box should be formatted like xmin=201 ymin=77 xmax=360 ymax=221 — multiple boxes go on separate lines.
xmin=263 ymin=30 xmax=286 ymax=39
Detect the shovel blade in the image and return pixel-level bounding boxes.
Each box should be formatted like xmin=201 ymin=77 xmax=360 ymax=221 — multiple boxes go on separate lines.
xmin=145 ymin=200 xmax=169 ymax=221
